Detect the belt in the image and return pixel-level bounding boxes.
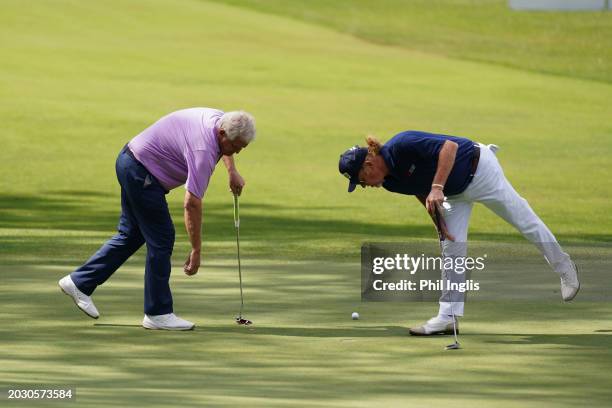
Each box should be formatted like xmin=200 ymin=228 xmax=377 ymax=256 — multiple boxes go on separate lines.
xmin=123 ymin=144 xmax=137 ymax=161
xmin=467 ymin=144 xmax=481 ymax=183
xmin=121 ymin=144 xmax=170 ymax=194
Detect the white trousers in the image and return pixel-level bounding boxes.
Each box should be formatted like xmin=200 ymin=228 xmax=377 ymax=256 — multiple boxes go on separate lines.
xmin=438 ymin=144 xmax=573 ymax=317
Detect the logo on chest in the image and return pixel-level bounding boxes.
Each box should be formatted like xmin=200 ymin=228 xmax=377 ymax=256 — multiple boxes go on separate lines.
xmin=404 ymin=164 xmax=416 ymax=177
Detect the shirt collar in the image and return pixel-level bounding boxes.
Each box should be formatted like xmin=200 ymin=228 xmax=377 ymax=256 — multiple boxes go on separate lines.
xmin=212 ymin=119 xmax=222 ymax=161
xmin=380 ymin=145 xmax=400 ymax=179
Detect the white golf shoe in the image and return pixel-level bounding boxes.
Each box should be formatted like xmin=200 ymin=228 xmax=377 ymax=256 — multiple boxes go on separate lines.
xmin=409 ymin=315 xmax=458 ymax=336
xmin=560 ymin=261 xmax=580 ymax=302
xmin=58 ymin=275 xmax=100 ymax=319
xmin=142 ymin=313 xmax=195 ymax=331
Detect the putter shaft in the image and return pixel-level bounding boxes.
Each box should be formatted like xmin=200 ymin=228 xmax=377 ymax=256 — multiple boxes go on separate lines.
xmin=233 ymin=194 xmax=245 ymax=319
xmin=435 ymin=205 xmax=461 ymax=350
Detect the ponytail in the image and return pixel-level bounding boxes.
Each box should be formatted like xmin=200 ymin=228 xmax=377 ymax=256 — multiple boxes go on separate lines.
xmin=366 ymin=135 xmax=382 ymax=155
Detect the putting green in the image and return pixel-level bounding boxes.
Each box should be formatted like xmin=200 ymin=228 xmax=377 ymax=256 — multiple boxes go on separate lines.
xmin=1 ymin=0 xmax=611 ymax=406
xmin=2 ymin=258 xmax=612 ymax=407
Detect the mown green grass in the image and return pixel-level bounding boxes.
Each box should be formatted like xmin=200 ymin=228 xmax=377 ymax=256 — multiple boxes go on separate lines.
xmin=212 ymin=0 xmax=612 ymax=83
xmin=3 ymin=261 xmax=612 ymax=408
xmin=1 ymin=0 xmax=611 ymax=406
xmin=1 ymin=0 xmax=611 ymax=264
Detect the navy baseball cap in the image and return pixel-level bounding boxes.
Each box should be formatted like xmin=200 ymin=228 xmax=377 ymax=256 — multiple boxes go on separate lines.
xmin=338 ymin=145 xmax=368 ymax=192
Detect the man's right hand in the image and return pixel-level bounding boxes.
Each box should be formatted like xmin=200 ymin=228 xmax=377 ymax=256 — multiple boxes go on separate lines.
xmin=416 ymin=195 xmax=455 ymax=242
xmin=184 ymin=249 xmax=201 ymax=276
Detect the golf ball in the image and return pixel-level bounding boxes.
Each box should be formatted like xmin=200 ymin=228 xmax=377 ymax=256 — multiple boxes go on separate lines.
xmin=351 ymin=312 xmax=359 ymax=320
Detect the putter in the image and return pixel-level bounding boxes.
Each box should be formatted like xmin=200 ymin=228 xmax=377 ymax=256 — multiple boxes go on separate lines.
xmin=445 ymin=304 xmax=460 ymax=351
xmin=233 ymin=193 xmax=252 ymax=326
xmin=433 ymin=204 xmax=460 ymax=350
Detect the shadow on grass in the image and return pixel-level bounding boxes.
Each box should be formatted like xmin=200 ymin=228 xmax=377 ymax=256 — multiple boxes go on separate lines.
xmin=3 ymin=319 xmax=612 ymax=406
xmin=2 ymin=190 xmax=611 ymax=240
xmin=1 ymin=190 xmax=611 ymax=265
xmin=92 ymin=323 xmax=408 ymax=338
xmin=479 ymin=332 xmax=612 ymax=348
xmin=0 ymin=190 xmax=428 ymax=236
xmin=3 ymin=262 xmax=612 ymax=406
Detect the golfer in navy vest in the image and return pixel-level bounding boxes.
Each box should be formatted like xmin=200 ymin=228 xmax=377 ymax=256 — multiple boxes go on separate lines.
xmin=59 ymin=108 xmax=256 ymax=330
xmin=339 ymin=131 xmax=579 ymax=335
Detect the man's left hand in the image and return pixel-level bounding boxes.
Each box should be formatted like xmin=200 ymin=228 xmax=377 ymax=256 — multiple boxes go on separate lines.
xmin=184 ymin=249 xmax=201 ymax=276
xmin=425 ymin=187 xmax=445 ymax=215
xmin=229 ymin=170 xmax=245 ymax=196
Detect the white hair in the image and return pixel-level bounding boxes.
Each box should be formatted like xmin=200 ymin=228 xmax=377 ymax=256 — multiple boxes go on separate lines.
xmin=219 ymin=111 xmax=256 ymax=143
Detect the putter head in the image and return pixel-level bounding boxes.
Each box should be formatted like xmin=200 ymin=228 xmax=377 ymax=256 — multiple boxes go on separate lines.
xmin=235 ymin=316 xmax=252 ymax=326
xmin=445 ymin=342 xmax=460 ymax=350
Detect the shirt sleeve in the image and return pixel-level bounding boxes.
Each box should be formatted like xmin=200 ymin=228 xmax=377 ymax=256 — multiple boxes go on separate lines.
xmin=184 ymin=149 xmax=216 ymax=199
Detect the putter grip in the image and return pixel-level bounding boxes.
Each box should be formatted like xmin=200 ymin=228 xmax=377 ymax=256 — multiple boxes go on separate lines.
xmin=233 ymin=195 xmax=240 ymax=228
xmin=433 ymin=206 xmax=444 ymax=241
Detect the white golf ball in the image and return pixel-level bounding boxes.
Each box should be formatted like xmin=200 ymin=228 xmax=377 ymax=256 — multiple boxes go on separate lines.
xmin=351 ymin=312 xmax=359 ymax=320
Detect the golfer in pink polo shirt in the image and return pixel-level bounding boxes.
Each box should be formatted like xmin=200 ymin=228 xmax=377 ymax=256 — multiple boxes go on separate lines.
xmin=59 ymin=108 xmax=256 ymax=330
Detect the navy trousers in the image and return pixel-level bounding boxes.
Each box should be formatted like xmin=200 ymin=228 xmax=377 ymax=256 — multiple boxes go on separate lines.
xmin=71 ymin=146 xmax=175 ymax=315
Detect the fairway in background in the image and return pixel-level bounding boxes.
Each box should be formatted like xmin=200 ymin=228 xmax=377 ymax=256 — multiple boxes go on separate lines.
xmin=213 ymin=0 xmax=612 ymax=83
xmin=1 ymin=0 xmax=611 ymax=265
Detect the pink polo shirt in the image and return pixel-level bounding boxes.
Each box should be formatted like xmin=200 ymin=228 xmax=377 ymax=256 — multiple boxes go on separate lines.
xmin=128 ymin=108 xmax=223 ymax=199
